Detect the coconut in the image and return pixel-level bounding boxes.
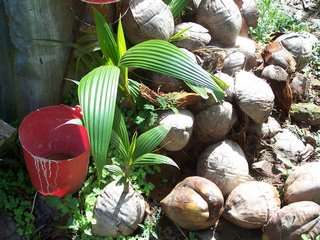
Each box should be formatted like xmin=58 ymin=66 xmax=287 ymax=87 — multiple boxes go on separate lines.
xmin=174 ymin=22 xmax=211 ymax=50
xmin=284 ymin=162 xmax=320 ymax=204
xmin=261 ymin=65 xmax=288 ymax=82
xmin=224 ymin=181 xmax=281 ymax=229
xmin=235 ymin=36 xmax=257 ymax=70
xmin=197 ymin=140 xmax=251 ymax=196
xmin=275 ymin=32 xmax=318 ymax=70
xmin=272 ymin=129 xmax=307 ymax=163
xmin=195 ymin=102 xmax=237 ymax=143
xmin=214 ymin=72 xmax=235 ymax=101
xmin=222 ymin=50 xmax=246 ymax=76
xmin=196 ymin=0 xmax=242 ymax=47
xmin=122 ymin=0 xmax=174 ymax=44
xmin=161 ymin=176 xmax=224 ymax=230
xmin=92 ymin=181 xmax=146 ymax=237
xmin=149 ymin=74 xmax=187 ymax=93
xmin=240 ymin=0 xmax=258 ymax=28
xmin=160 ymin=110 xmax=194 ymax=151
xmin=264 ymin=201 xmax=320 ymax=240
xmin=257 ymin=116 xmax=281 ymax=138
xmin=235 ymin=71 xmax=275 ymax=123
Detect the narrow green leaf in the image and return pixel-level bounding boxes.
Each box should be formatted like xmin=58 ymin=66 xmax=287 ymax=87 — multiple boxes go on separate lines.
xmin=111 ymin=131 xmax=129 ymax=161
xmin=134 ymin=153 xmax=179 ymax=169
xmin=117 ymin=16 xmax=126 ymax=58
xmin=184 ymin=82 xmax=209 ymax=99
xmin=78 ymin=65 xmax=120 ymax=178
xmin=129 ymin=132 xmax=138 ymax=159
xmin=93 ymin=8 xmax=119 ymax=65
xmin=113 ymin=107 xmax=130 ymax=149
xmin=105 ymin=165 xmax=124 ymax=177
xmin=120 ymin=40 xmax=225 ymax=101
xmin=135 ymin=125 xmax=170 ymax=158
xmin=168 ymin=0 xmax=188 ymax=17
xmin=128 ymin=79 xmax=141 ymax=99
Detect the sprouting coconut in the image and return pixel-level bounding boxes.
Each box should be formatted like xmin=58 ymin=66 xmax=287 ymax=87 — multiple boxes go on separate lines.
xmin=122 ymin=0 xmax=174 ymax=44
xmin=234 ymin=71 xmax=275 ymax=123
xmin=161 ymin=176 xmax=224 ymax=230
xmin=196 ymin=0 xmax=242 ymax=47
xmin=197 ymin=140 xmax=251 ymax=196
xmin=160 ymin=110 xmax=194 ymax=151
xmin=284 ymin=162 xmax=320 ymax=204
xmin=224 ymin=181 xmax=281 ymax=229
xmin=174 ymin=22 xmax=211 ymax=50
xmin=214 ymin=72 xmax=235 ymax=102
xmin=195 ymin=102 xmax=237 ymax=143
xmin=92 ymin=111 xmax=179 ymax=237
xmin=264 ymin=201 xmax=320 ymax=240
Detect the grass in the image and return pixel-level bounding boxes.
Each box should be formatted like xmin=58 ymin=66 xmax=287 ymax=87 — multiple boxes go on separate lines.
xmin=250 ymin=0 xmax=309 ymax=43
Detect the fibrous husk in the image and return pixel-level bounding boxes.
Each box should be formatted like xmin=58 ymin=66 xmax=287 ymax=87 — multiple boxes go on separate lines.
xmin=224 ymin=181 xmax=281 ymax=229
xmin=272 ymin=129 xmax=310 ymax=163
xmin=92 ymin=181 xmax=146 ymax=237
xmin=160 ymin=110 xmax=194 ymax=151
xmin=160 ymin=176 xmax=224 ymax=230
xmin=122 ymin=0 xmax=174 ymax=44
xmin=235 ymin=36 xmax=257 ymax=70
xmin=193 ymin=46 xmax=227 ymax=73
xmin=284 ymin=162 xmax=320 ymax=204
xmin=275 ymin=32 xmax=318 ymax=70
xmin=197 ymin=140 xmax=251 ymax=196
xmin=290 ymin=73 xmax=311 ymax=101
xmin=149 ymin=74 xmax=187 ymax=93
xmin=234 ymin=71 xmax=275 ymax=123
xmin=262 ymin=65 xmax=288 ymax=82
xmin=196 ymin=0 xmax=242 ymax=47
xmin=214 ymin=72 xmax=235 ymax=102
xmin=195 ymin=102 xmax=237 ymax=143
xmin=251 ymin=116 xmax=281 ymax=138
xmin=222 ymin=50 xmax=246 ymax=76
xmin=239 ymin=0 xmax=258 ymax=28
xmin=174 ymin=22 xmax=211 ymax=50
xmin=263 ymin=201 xmax=320 ymax=240
xmin=263 ymin=41 xmax=296 ymax=73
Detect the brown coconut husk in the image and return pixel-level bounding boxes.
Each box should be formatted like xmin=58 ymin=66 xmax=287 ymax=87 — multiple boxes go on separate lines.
xmin=161 ymin=176 xmax=224 ymax=230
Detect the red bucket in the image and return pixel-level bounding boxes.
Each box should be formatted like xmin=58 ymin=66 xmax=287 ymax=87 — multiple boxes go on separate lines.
xmin=19 ymin=105 xmax=90 ymax=197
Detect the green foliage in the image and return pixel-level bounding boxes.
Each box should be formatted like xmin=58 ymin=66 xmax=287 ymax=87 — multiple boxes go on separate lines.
xmin=310 ymin=44 xmax=320 ymax=79
xmin=168 ymin=0 xmax=189 ymax=17
xmin=301 ymin=234 xmax=320 ymax=240
xmin=250 ymin=0 xmax=309 ymax=43
xmin=0 ymin=165 xmax=37 ymax=239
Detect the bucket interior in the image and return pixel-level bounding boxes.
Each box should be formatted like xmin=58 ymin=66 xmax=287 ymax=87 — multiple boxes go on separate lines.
xmin=19 ymin=105 xmax=90 ymax=160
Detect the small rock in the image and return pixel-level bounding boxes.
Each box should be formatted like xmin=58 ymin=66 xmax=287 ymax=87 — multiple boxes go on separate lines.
xmin=174 ymin=22 xmax=211 ymax=50
xmin=197 ymin=140 xmax=251 ymax=196
xmin=92 ymin=181 xmax=146 ymax=237
xmin=261 ymin=65 xmax=288 ymax=82
xmin=195 ymin=102 xmax=237 ymax=143
xmin=160 ymin=110 xmax=194 ymax=151
xmin=290 ymin=103 xmax=320 ymax=128
xmin=161 ymin=176 xmax=224 ymax=230
xmin=285 ymin=162 xmax=320 ymax=204
xmin=235 ymin=71 xmax=275 ymax=123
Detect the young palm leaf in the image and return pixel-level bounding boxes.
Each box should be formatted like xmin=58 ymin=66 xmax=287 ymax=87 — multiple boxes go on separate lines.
xmin=117 ymin=16 xmax=129 ymax=93
xmin=134 ymin=125 xmax=170 ymax=158
xmin=113 ymin=107 xmax=130 ymax=149
xmin=168 ymin=0 xmax=189 ymax=17
xmin=78 ymin=65 xmax=120 ymax=178
xmin=134 ymin=153 xmax=179 ymax=169
xmin=120 ymin=40 xmax=225 ymax=101
xmin=94 ymin=8 xmax=119 ymax=65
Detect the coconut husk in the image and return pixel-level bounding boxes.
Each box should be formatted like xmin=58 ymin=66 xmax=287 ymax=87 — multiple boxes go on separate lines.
xmin=174 ymin=22 xmax=211 ymax=50
xmin=197 ymin=140 xmax=251 ymax=196
xmin=262 ymin=41 xmax=296 ymax=73
xmin=161 ymin=176 xmax=224 ymax=230
xmin=223 ymin=50 xmax=246 ymax=76
xmin=159 ymin=110 xmax=194 ymax=152
xmin=224 ymin=181 xmax=281 ymax=229
xmin=195 ymin=102 xmax=237 ymax=143
xmin=263 ymin=201 xmax=320 ymax=240
xmin=139 ymin=83 xmax=202 ymax=108
xmin=234 ymin=71 xmax=275 ymax=124
xmin=196 ymin=0 xmax=242 ymax=47
xmin=122 ymin=0 xmax=174 ymax=44
xmin=235 ymin=36 xmax=257 ymax=70
xmin=92 ymin=181 xmax=146 ymax=237
xmin=284 ymin=162 xmax=320 ymax=204
xmin=270 ymin=81 xmax=293 ymax=116
xmin=193 ymin=46 xmax=226 ymax=73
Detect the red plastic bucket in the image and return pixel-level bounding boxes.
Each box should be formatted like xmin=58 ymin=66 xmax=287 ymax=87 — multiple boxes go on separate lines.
xmin=19 ymin=105 xmax=90 ymax=197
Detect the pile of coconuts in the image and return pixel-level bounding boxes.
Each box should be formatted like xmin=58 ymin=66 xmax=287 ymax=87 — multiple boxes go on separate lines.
xmin=88 ymin=0 xmax=320 ymax=239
